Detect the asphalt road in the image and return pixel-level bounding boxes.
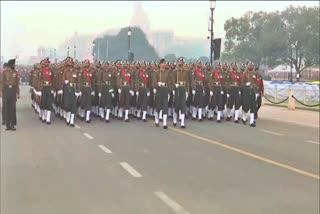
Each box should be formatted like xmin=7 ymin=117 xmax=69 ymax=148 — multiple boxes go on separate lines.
xmin=1 ymin=86 xmax=319 ymax=214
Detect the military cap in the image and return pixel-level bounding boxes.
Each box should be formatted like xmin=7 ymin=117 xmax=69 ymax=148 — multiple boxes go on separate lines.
xmin=7 ymin=58 xmax=16 ymax=67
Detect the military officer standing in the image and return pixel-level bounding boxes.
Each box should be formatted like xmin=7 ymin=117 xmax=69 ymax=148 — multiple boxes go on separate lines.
xmin=0 ymin=59 xmax=20 ymax=130
xmin=254 ymin=67 xmax=264 ymax=120
xmin=241 ymin=62 xmax=258 ymax=127
xmin=152 ymin=59 xmax=171 ymax=129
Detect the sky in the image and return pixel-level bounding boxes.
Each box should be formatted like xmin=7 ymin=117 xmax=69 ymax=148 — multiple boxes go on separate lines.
xmin=1 ymin=0 xmax=319 ymax=63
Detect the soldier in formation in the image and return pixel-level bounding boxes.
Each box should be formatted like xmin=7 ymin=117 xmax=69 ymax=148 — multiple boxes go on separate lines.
xmin=27 ymin=57 xmax=263 ymax=128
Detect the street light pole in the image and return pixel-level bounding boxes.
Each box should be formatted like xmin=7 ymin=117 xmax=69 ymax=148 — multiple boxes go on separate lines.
xmin=128 ymin=26 xmax=132 ymax=62
xmin=67 ymin=46 xmax=70 ymax=57
xmin=74 ymin=45 xmax=77 ymax=60
xmin=209 ymin=0 xmax=216 ymax=65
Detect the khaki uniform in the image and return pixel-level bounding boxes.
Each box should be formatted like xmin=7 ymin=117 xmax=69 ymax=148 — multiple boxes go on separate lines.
xmin=135 ymin=67 xmax=150 ymax=118
xmin=99 ymin=66 xmax=115 ymax=111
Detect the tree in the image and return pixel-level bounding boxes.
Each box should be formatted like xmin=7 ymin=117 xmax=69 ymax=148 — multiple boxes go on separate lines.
xmin=164 ymin=54 xmax=177 ymax=62
xmin=223 ymin=6 xmax=319 ymax=74
xmin=93 ymin=27 xmax=159 ymax=62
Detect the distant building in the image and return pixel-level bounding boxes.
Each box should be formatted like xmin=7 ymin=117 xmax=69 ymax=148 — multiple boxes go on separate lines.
xmin=147 ymin=30 xmax=174 ymax=57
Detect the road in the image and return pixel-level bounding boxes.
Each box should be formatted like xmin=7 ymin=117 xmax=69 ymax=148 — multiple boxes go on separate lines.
xmin=1 ymin=86 xmax=319 ymax=214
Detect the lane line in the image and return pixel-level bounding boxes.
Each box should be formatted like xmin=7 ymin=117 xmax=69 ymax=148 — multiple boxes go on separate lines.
xmin=260 ymin=129 xmax=284 ymax=136
xmin=168 ymin=127 xmax=320 ymax=180
xmin=154 ymin=191 xmax=191 ymax=214
xmin=306 ymin=140 xmax=320 ymax=145
xmin=83 ymin=132 xmax=94 ymax=140
xmin=120 ymin=162 xmax=143 ymax=178
xmin=75 ymin=124 xmax=81 ymax=129
xmin=98 ymin=145 xmax=112 ymax=154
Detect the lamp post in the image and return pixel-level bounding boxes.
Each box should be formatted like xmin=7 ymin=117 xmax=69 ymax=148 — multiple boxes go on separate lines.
xmin=209 ymin=0 xmax=216 ymax=65
xmin=128 ymin=26 xmax=132 ymax=62
xmin=67 ymin=46 xmax=70 ymax=57
xmin=92 ymin=41 xmax=96 ymax=62
xmin=74 ymin=45 xmax=77 ymax=60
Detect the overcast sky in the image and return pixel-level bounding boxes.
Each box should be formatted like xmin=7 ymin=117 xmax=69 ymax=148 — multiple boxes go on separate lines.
xmin=1 ymin=1 xmax=318 ymax=62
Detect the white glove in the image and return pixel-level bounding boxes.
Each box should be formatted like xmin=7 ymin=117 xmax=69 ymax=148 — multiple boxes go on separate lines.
xmin=147 ymin=92 xmax=150 ymax=97
xmin=57 ymin=90 xmax=63 ymax=95
xmin=220 ymin=90 xmax=224 ymax=95
xmin=118 ymin=88 xmax=121 ymax=93
xmin=65 ymin=80 xmax=69 ymax=84
xmin=186 ymin=92 xmax=188 ymax=99
xmin=129 ymin=90 xmax=134 ymax=96
xmin=246 ymin=82 xmax=251 ymax=86
xmin=168 ymin=94 xmax=170 ymax=101
xmin=153 ymin=88 xmax=157 ymax=94
xmin=79 ymin=91 xmax=82 ymax=97
xmin=51 ymin=90 xmax=54 ymax=94
xmin=256 ymin=93 xmax=260 ymax=99
xmin=75 ymin=92 xmax=80 ymax=97
xmin=238 ymin=91 xmax=241 ymax=95
xmin=91 ymin=91 xmax=95 ymax=96
xmin=136 ymin=91 xmax=139 ymax=96
xmin=192 ymin=90 xmax=196 ymax=95
xmin=33 ymin=88 xmax=37 ymax=94
xmin=53 ymin=93 xmax=56 ymax=98
xmin=175 ymin=83 xmax=179 ymax=88
xmin=172 ymin=90 xmax=175 ymax=95
xmin=203 ymin=90 xmax=206 ymax=95
xmin=38 ymin=91 xmax=42 ymax=96
xmin=227 ymin=93 xmax=230 ymax=98
xmin=111 ymin=93 xmax=115 ymax=98
xmin=109 ymin=89 xmax=114 ymax=93
xmin=210 ymin=91 xmax=213 ymax=96
xmin=98 ymin=92 xmax=101 ymax=97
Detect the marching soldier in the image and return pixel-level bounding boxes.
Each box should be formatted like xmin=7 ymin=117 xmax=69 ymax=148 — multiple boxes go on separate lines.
xmin=203 ymin=63 xmax=212 ymax=119
xmin=255 ymin=67 xmax=264 ymax=120
xmin=0 ymin=59 xmax=20 ymax=130
xmin=241 ymin=62 xmax=258 ymax=127
xmin=190 ymin=60 xmax=206 ymax=121
xmin=152 ymin=59 xmax=171 ymax=129
xmin=135 ymin=61 xmax=150 ymax=122
xmin=91 ymin=61 xmax=102 ymax=117
xmin=208 ymin=63 xmax=225 ymax=122
xmin=39 ymin=57 xmax=53 ymax=124
xmin=98 ymin=61 xmax=115 ymax=122
xmin=129 ymin=62 xmax=138 ymax=117
xmin=226 ymin=63 xmax=241 ymax=123
xmin=111 ymin=61 xmax=120 ymax=118
xmin=79 ymin=59 xmax=93 ymax=123
xmin=56 ymin=62 xmax=65 ymax=119
xmin=62 ymin=57 xmax=80 ymax=127
xmin=117 ymin=61 xmax=134 ymax=122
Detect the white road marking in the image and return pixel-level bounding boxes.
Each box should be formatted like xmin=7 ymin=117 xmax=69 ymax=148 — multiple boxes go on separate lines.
xmin=306 ymin=140 xmax=320 ymax=145
xmin=154 ymin=191 xmax=190 ymax=214
xmin=98 ymin=145 xmax=112 ymax=154
xmin=120 ymin=162 xmax=142 ymax=178
xmin=83 ymin=132 xmax=94 ymax=140
xmin=261 ymin=129 xmax=284 ymax=136
xmin=75 ymin=124 xmax=81 ymax=129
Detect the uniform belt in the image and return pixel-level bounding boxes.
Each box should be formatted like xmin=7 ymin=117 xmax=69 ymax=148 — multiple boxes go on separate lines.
xmin=83 ymin=82 xmax=91 ymax=86
xmin=158 ymin=82 xmax=167 ymax=87
xmin=196 ymin=81 xmax=203 ymax=85
xmin=6 ymin=84 xmax=14 ymax=88
xmin=177 ymin=81 xmax=186 ymax=86
xmin=139 ymin=83 xmax=146 ymax=87
xmin=122 ymin=82 xmax=129 ymax=86
xmin=214 ymin=82 xmax=221 ymax=86
xmin=103 ymin=81 xmax=111 ymax=85
xmin=68 ymin=83 xmax=76 ymax=87
xmin=42 ymin=81 xmax=51 ymax=85
xmin=231 ymin=83 xmax=239 ymax=87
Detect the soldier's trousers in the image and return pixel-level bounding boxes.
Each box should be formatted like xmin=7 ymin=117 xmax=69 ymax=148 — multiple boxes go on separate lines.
xmin=242 ymin=86 xmax=257 ymax=113
xmin=64 ymin=86 xmax=77 ymax=114
xmin=174 ymin=86 xmax=187 ymax=114
xmin=203 ymin=86 xmax=210 ymax=107
xmin=193 ymin=84 xmax=205 ymax=108
xmin=113 ymin=87 xmax=119 ymax=108
xmin=186 ymin=87 xmax=192 ymax=108
xmin=3 ymin=85 xmax=17 ymax=128
xmin=255 ymin=93 xmax=262 ymax=118
xmin=155 ymin=86 xmax=168 ymax=114
xmin=209 ymin=85 xmax=224 ymax=111
xmin=226 ymin=86 xmax=241 ymax=110
xmin=119 ymin=86 xmax=130 ymax=110
xmin=41 ymin=85 xmax=53 ymax=111
xmin=92 ymin=88 xmax=99 ymax=106
xmin=137 ymin=87 xmax=148 ymax=111
xmin=80 ymin=86 xmax=92 ymax=110
xmin=100 ymin=84 xmax=113 ymax=110
xmin=2 ymin=89 xmax=6 ymax=123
